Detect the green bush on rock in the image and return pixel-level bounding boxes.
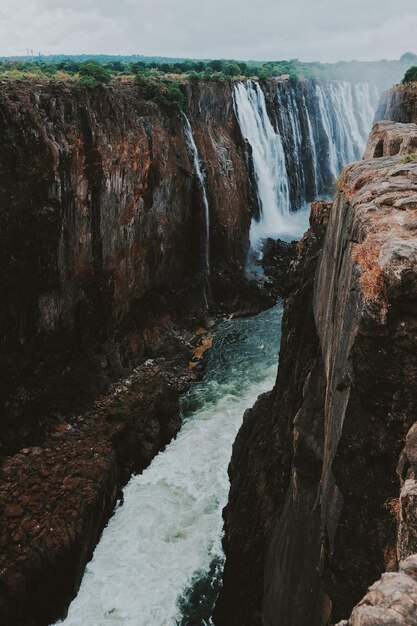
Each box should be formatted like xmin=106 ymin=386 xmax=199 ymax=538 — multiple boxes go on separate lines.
xmin=402 ymin=66 xmax=417 ymax=83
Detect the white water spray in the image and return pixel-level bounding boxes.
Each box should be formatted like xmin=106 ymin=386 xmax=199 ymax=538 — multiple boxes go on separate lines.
xmin=234 ymin=79 xmax=379 ymax=247
xmin=233 ymin=81 xmax=291 ymax=247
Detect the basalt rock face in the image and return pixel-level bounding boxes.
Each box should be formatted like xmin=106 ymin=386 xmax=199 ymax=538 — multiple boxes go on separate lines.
xmin=376 ymin=83 xmax=417 ymax=124
xmin=0 ymin=79 xmax=254 ymax=625
xmin=0 ymin=80 xmax=253 ymax=457
xmin=214 ymin=200 xmax=331 ymax=626
xmin=215 ymin=129 xmax=417 ymax=625
xmin=336 ymin=420 xmax=417 ymax=626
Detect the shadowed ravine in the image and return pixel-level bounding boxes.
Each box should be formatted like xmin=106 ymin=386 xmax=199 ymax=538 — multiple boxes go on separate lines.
xmin=55 ymin=304 xmax=284 ymax=625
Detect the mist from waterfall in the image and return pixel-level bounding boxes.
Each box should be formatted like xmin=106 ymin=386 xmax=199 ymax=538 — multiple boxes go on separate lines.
xmin=233 ymin=79 xmax=379 ymax=247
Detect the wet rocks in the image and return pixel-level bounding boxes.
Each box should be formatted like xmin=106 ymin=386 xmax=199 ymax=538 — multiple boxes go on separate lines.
xmin=261 ymin=237 xmax=297 ymax=297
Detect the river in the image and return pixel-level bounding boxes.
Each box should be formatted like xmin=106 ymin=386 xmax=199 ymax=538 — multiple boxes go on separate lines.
xmin=56 ymin=303 xmax=284 ymax=626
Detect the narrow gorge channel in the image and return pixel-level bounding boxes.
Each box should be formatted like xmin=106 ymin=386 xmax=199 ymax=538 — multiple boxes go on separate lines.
xmin=0 ymin=74 xmax=387 ymax=626
xmin=53 ymin=79 xmax=378 ymax=625
xmin=56 ymin=304 xmax=284 ymax=626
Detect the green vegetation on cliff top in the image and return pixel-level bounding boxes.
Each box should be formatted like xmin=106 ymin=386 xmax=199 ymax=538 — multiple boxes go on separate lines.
xmin=402 ymin=66 xmax=417 ymax=84
xmin=1 ymin=52 xmax=416 ymax=92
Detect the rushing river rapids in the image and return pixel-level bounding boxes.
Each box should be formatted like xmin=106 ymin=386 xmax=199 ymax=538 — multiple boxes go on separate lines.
xmin=55 ymin=304 xmax=284 ymax=626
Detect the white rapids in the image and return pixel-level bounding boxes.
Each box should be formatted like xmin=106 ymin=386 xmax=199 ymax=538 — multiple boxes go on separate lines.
xmin=55 ymin=304 xmax=284 ymax=626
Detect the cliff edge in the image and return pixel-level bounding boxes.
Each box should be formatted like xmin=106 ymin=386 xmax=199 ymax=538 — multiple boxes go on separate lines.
xmin=215 ymin=122 xmax=417 ymax=625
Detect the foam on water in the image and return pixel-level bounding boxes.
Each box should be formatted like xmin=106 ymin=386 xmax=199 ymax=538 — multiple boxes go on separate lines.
xmin=55 ymin=304 xmax=284 ymax=626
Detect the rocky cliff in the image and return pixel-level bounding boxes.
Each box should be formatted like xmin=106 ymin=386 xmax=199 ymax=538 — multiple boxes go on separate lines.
xmin=0 ymin=79 xmax=257 ymax=456
xmin=0 ymin=78 xmax=258 ymax=626
xmin=376 ymin=82 xmax=417 ymax=124
xmin=215 ymin=122 xmax=417 ymax=625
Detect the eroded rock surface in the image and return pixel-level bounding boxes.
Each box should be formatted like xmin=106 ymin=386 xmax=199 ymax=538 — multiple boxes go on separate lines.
xmin=364 ymin=121 xmax=417 ymax=159
xmin=215 ymin=151 xmax=417 ymax=625
xmin=0 ymin=79 xmax=256 ymax=626
xmin=335 ymin=555 xmax=417 ymax=626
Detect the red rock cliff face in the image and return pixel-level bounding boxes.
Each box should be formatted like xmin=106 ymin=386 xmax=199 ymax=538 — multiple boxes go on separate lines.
xmin=0 ymin=80 xmax=254 ymax=455
xmin=214 ymin=123 xmax=417 ymax=625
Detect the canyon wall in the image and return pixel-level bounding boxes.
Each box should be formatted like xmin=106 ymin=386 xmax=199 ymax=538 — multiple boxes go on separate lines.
xmin=215 ymin=119 xmax=417 ymax=625
xmin=0 ymin=79 xmax=256 ymax=457
xmin=0 ymin=76 xmax=378 ymax=625
xmin=0 ymin=78 xmax=256 ymax=626
xmin=376 ymin=83 xmax=417 ymax=124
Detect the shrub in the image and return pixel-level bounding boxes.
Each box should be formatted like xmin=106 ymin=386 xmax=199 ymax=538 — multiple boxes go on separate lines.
xmin=154 ymin=78 xmax=186 ymax=110
xmin=79 ymin=61 xmax=111 ymax=87
xmin=224 ymin=62 xmax=241 ymax=77
xmin=402 ymin=66 xmax=417 ymax=83
xmin=135 ymin=73 xmax=185 ymax=110
xmin=210 ymin=71 xmax=226 ymax=81
xmin=399 ymin=152 xmax=417 ymax=163
xmin=188 ymin=71 xmax=201 ymax=83
xmin=289 ymin=70 xmax=299 ymax=85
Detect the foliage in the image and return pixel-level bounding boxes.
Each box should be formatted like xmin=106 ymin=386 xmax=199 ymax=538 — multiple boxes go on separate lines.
xmin=402 ymin=66 xmax=417 ymax=83
xmin=0 ymin=52 xmax=416 ymax=92
xmin=134 ymin=72 xmax=185 ymax=110
xmin=79 ymin=61 xmax=111 ymax=86
xmin=224 ymin=62 xmax=241 ymax=77
xmin=289 ymin=70 xmax=299 ymax=85
xmin=399 ymin=152 xmax=417 ymax=163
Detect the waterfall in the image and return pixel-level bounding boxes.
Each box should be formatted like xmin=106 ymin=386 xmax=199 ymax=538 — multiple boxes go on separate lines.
xmin=233 ymin=79 xmax=379 ymax=247
xmin=233 ymin=81 xmax=291 ymax=246
xmin=315 ymin=81 xmax=379 ymax=169
xmin=182 ymin=113 xmax=210 ymax=282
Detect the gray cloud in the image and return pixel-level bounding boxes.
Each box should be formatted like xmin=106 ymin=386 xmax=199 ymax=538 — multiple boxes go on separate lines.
xmin=1 ymin=0 xmax=416 ymax=61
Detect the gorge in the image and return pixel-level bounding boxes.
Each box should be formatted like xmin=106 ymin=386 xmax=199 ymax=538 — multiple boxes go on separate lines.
xmin=1 ymin=73 xmax=416 ymax=626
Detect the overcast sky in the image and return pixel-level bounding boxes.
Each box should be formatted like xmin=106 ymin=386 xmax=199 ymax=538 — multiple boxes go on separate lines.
xmin=0 ymin=0 xmax=416 ymax=62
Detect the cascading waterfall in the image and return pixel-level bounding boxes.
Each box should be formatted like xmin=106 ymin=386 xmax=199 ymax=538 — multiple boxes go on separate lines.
xmin=316 ymin=81 xmax=379 ymax=169
xmin=182 ymin=113 xmax=210 ymax=289
xmin=233 ymin=81 xmax=291 ymax=246
xmin=234 ymin=79 xmax=379 ymax=247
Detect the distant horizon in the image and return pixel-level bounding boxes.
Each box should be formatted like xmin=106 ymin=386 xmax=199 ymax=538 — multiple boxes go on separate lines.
xmin=1 ymin=52 xmax=416 ymax=65
xmin=1 ymin=0 xmax=416 ymax=64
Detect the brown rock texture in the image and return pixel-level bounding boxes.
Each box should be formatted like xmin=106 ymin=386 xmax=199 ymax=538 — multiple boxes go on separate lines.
xmin=215 ymin=138 xmax=417 ymax=624
xmin=0 ymin=79 xmax=256 ymax=626
xmin=364 ymin=121 xmax=417 ymax=159
xmin=337 ymin=417 xmax=417 ymax=626
xmin=335 ymin=555 xmax=417 ymax=626
xmin=0 ymin=79 xmax=255 ymax=458
xmin=376 ymin=83 xmax=417 ymax=124
xmin=0 ymin=340 xmax=208 ymax=626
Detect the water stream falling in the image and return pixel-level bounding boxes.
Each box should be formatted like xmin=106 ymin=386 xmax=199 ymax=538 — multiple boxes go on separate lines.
xmin=55 ymin=304 xmax=284 ymax=626
xmin=182 ymin=113 xmax=210 ymax=283
xmin=233 ymin=81 xmax=291 ymax=246
xmin=233 ymin=79 xmax=379 ymax=247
